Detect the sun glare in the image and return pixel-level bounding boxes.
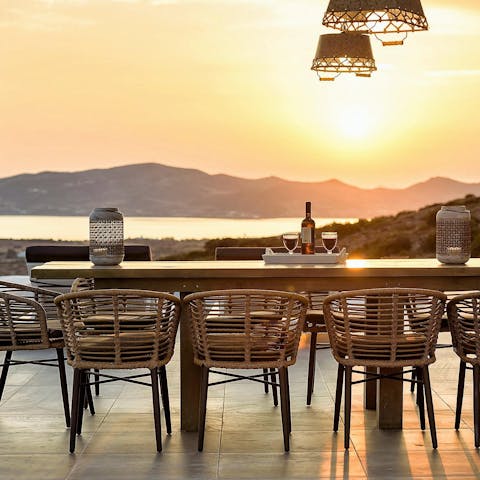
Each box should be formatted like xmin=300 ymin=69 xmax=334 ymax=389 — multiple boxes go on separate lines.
xmin=334 ymin=105 xmax=374 ymax=140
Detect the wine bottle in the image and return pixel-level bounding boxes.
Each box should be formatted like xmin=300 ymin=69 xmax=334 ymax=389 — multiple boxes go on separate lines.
xmin=301 ymin=201 xmax=315 ymax=254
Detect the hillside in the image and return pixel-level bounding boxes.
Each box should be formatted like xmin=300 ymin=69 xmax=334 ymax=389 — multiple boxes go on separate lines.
xmin=162 ymin=195 xmax=480 ymax=260
xmin=1 ymin=163 xmax=480 ymax=218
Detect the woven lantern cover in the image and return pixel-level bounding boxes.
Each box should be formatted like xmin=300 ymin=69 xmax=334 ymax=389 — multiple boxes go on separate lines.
xmin=89 ymin=207 xmax=125 ymax=266
xmin=311 ymin=32 xmax=376 ymax=80
xmin=322 ymin=0 xmax=428 ymax=34
xmin=436 ymin=206 xmax=471 ymax=265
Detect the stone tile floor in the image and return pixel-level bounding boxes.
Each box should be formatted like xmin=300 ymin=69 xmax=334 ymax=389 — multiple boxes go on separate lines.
xmin=1 ymin=332 xmax=479 ymax=479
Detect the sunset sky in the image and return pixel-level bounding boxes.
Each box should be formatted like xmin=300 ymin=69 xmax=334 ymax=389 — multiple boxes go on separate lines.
xmin=1 ymin=0 xmax=479 ymax=188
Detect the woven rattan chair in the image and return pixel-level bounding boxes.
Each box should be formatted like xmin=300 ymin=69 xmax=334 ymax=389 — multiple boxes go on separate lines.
xmin=55 ymin=289 xmax=180 ymax=453
xmin=0 ymin=280 xmax=70 ymax=427
xmin=323 ymin=288 xmax=446 ymax=449
xmin=69 ymin=278 xmax=174 ymax=425
xmin=447 ymin=292 xmax=480 ymax=447
xmin=215 ymin=246 xmax=331 ymax=405
xmin=184 ymin=289 xmax=308 ymax=452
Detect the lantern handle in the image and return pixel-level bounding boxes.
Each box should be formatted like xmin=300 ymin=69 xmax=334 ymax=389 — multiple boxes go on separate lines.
xmin=376 ymin=32 xmax=408 ymax=46
xmin=315 ymin=71 xmax=340 ymax=82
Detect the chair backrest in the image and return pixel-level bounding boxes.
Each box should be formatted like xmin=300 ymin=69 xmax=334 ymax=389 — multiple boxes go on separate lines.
xmin=0 ymin=280 xmax=58 ymax=320
xmin=184 ymin=289 xmax=308 ymax=369
xmin=0 ymin=291 xmax=50 ymax=351
xmin=323 ymin=288 xmax=446 ymax=368
xmin=26 ymin=244 xmax=152 ymax=264
xmin=447 ymin=292 xmax=480 ymax=364
xmin=71 ymin=278 xmax=95 ymax=293
xmin=26 ymin=244 xmax=152 ymax=289
xmin=215 ymin=246 xmax=329 ymax=315
xmin=55 ymin=289 xmax=181 ymax=370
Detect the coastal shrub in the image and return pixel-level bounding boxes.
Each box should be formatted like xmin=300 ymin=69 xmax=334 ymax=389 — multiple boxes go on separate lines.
xmin=419 ymin=232 xmax=436 ymax=255
xmin=395 ymin=210 xmax=414 ymax=219
xmin=160 ymin=249 xmax=213 ymax=261
xmin=423 ymin=211 xmax=437 ymax=228
xmin=357 ymin=234 xmax=412 ymax=258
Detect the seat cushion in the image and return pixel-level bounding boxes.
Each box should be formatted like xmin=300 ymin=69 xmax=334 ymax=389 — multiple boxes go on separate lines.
xmin=76 ymin=332 xmax=157 ymax=363
xmin=335 ymin=332 xmax=427 ymax=361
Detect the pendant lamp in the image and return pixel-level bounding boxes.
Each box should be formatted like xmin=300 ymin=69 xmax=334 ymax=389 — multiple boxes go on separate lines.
xmin=311 ymin=32 xmax=376 ymax=81
xmin=322 ymin=0 xmax=428 ymax=45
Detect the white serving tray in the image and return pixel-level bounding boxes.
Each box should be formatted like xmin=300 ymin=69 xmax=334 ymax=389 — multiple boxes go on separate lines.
xmin=262 ymin=248 xmax=348 ymax=264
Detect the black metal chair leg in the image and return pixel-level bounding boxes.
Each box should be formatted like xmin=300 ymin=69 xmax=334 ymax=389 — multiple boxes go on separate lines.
xmin=150 ymin=367 xmax=162 ymax=453
xmin=279 ymin=367 xmax=290 ymax=452
xmin=474 ymin=364 xmax=480 ymax=448
xmin=263 ymin=368 xmax=269 ymax=394
xmin=306 ymin=331 xmax=317 ymax=405
xmin=333 ymin=363 xmax=344 ymax=432
xmin=77 ymin=370 xmax=86 ymax=435
xmin=159 ymin=366 xmax=172 ymax=435
xmin=285 ymin=367 xmax=291 ymax=434
xmin=69 ymin=369 xmax=82 ymax=453
xmin=85 ymin=376 xmax=95 ymax=416
xmin=455 ymin=360 xmax=466 ymax=430
xmin=56 ymin=348 xmax=70 ymax=427
xmin=422 ymin=366 xmax=438 ymax=449
xmin=344 ymin=366 xmax=352 ymax=449
xmin=94 ymin=368 xmax=100 ymax=396
xmin=411 ymin=369 xmax=416 ymax=394
xmin=416 ymin=367 xmax=425 ymax=430
xmin=270 ymin=368 xmax=278 ymax=407
xmin=0 ymin=351 xmax=12 ymax=402
xmin=198 ymin=366 xmax=209 ymax=452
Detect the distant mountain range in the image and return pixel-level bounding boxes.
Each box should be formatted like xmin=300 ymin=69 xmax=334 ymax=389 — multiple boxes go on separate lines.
xmin=1 ymin=163 xmax=479 ymax=218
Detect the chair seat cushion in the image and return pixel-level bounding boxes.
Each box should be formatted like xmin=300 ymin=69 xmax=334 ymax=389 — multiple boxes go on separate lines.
xmin=457 ymin=331 xmax=480 ymax=355
xmin=79 ymin=311 xmax=156 ymax=330
xmin=76 ymin=332 xmax=158 ymax=363
xmin=0 ymin=324 xmax=43 ymax=346
xmin=205 ymin=332 xmax=293 ymax=362
xmin=336 ymin=332 xmax=427 ymax=361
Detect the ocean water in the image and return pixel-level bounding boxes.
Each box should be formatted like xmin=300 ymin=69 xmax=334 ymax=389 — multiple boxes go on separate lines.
xmin=0 ymin=216 xmax=358 ymax=241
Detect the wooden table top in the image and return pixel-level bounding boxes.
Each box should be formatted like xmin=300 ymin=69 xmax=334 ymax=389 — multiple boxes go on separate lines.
xmin=32 ymin=258 xmax=480 ymax=288
xmin=31 ymin=258 xmax=480 ymax=279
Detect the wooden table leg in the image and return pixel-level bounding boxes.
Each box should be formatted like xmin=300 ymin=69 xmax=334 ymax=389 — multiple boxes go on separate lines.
xmin=364 ymin=367 xmax=377 ymax=410
xmin=180 ymin=292 xmax=201 ymax=432
xmin=377 ymin=367 xmax=403 ymax=429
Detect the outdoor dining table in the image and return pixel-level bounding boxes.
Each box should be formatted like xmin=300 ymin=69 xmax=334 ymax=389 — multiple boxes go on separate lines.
xmin=32 ymin=258 xmax=480 ymax=432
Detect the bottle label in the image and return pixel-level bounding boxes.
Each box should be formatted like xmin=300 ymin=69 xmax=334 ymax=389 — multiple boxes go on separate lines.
xmin=301 ymin=227 xmax=312 ymax=243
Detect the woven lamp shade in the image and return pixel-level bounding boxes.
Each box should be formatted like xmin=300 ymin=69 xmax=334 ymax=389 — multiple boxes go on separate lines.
xmin=323 ymin=0 xmax=428 ymax=44
xmin=311 ymin=32 xmax=376 ymax=81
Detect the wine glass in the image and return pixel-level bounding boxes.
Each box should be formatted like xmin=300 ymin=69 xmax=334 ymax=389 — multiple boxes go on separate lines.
xmin=322 ymin=231 xmax=337 ymax=254
xmin=282 ymin=232 xmax=299 ymax=254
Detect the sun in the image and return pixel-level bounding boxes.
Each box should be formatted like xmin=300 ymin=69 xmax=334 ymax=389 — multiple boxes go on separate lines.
xmin=334 ymin=105 xmax=374 ymax=140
